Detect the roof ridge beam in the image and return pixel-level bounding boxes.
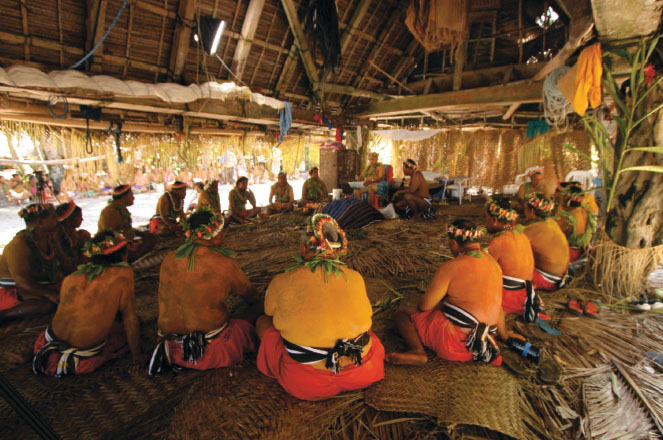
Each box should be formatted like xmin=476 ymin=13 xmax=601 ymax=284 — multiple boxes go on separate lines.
xmin=168 ymin=0 xmax=196 ymax=82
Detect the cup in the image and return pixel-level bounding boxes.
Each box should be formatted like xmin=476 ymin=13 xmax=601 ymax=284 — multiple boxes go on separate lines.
xmin=332 ymin=188 xmax=343 ymax=200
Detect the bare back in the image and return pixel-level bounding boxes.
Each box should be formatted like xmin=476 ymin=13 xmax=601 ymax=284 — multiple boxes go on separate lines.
xmin=158 ymin=246 xmax=253 ymax=334
xmin=488 ymin=230 xmax=534 ymax=281
xmin=52 ymin=267 xmax=134 ymax=347
xmin=409 ymin=171 xmax=431 ymax=198
xmin=524 ymin=218 xmax=570 ymax=275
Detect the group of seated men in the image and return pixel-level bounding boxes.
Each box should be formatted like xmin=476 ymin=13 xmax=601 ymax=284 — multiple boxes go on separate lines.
xmin=0 ymin=170 xmax=597 ymax=401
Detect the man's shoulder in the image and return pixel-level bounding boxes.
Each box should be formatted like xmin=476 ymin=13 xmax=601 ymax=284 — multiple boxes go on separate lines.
xmin=5 ymin=231 xmax=29 ymax=251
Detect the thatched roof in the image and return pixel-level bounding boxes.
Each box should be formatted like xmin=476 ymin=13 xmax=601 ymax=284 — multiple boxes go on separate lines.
xmin=0 ymin=0 xmax=581 ymax=133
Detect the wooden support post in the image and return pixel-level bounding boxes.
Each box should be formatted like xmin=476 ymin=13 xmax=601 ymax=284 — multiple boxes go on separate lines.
xmin=472 ymin=23 xmax=483 ymax=69
xmin=231 ymin=0 xmax=265 ymax=81
xmin=168 ymin=0 xmax=195 ymax=81
xmin=85 ymin=0 xmax=108 ymax=72
xmin=453 ymin=39 xmax=468 ymax=91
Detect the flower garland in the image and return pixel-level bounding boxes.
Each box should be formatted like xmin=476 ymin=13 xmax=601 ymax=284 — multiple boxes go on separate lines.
xmin=175 ymin=207 xmax=233 ymax=271
xmin=526 ymin=193 xmax=556 ymax=216
xmin=18 ymin=203 xmax=52 ymax=221
xmin=23 ymin=229 xmax=61 ymax=283
xmin=446 ymin=224 xmax=485 ymax=241
xmin=306 ymin=178 xmax=324 ymax=200
xmin=82 ymin=231 xmax=128 ymax=258
xmin=286 ymin=214 xmax=349 ymax=282
xmin=181 ymin=207 xmax=224 ymax=240
xmin=485 ymin=199 xmax=518 ymax=223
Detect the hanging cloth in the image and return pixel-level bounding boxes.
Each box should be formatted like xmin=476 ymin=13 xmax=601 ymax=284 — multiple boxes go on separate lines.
xmin=572 ymin=43 xmax=603 ymax=116
xmin=405 ymin=0 xmax=467 ymax=55
xmin=279 ymin=102 xmax=292 ymax=142
xmin=526 ymin=120 xmax=550 ymax=138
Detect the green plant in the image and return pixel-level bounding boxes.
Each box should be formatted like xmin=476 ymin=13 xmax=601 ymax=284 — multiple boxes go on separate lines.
xmin=566 ymin=35 xmax=663 ymax=213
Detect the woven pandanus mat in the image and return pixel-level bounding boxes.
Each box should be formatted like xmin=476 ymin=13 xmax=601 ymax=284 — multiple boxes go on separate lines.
xmin=364 ymin=354 xmax=530 ymax=440
xmin=0 ymin=359 xmax=200 ymax=440
xmin=165 ymin=360 xmax=363 ymax=440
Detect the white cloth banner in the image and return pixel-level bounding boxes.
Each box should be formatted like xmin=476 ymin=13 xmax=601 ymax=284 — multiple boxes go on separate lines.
xmin=0 ymin=65 xmax=285 ymax=110
xmin=371 ymin=129 xmax=443 ymax=141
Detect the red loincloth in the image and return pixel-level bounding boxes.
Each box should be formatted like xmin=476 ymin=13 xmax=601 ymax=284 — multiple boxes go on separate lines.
xmin=532 ymin=267 xmax=568 ymax=292
xmin=33 ymin=326 xmax=128 ymax=376
xmin=0 ymin=287 xmax=21 ymax=312
xmin=257 ymin=325 xmax=385 ymax=401
xmin=167 ymin=319 xmax=257 ymax=370
xmin=502 ymin=287 xmax=527 ymax=316
xmin=411 ymin=308 xmax=503 ymax=366
xmin=569 ymin=247 xmax=583 ymax=263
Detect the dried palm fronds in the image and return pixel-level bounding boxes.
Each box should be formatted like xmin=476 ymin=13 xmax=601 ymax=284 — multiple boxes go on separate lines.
xmin=590 ymin=230 xmax=663 ymax=301
xmin=583 ymin=370 xmax=660 ymax=439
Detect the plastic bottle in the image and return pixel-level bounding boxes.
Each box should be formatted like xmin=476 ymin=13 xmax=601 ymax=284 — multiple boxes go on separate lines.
xmin=507 ymin=338 xmax=542 ymax=363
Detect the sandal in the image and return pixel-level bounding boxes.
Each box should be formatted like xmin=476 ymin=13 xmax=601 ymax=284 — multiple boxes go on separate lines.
xmin=582 ymin=301 xmax=600 ymax=318
xmin=535 ymin=318 xmax=562 ymax=336
xmin=568 ymin=299 xmax=584 ymax=316
xmin=539 ymin=359 xmax=561 ymax=384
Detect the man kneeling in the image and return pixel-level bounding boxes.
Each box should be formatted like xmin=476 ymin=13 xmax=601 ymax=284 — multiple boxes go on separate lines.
xmin=387 ymin=220 xmax=521 ymax=366
xmin=524 ymin=194 xmax=571 ymax=291
xmin=256 ymin=214 xmax=385 ymax=401
xmin=149 ymin=208 xmax=260 ymax=374
xmin=32 ymin=230 xmax=141 ymax=377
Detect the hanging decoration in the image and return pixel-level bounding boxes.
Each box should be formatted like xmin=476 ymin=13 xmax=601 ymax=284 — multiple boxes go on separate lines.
xmin=405 ymin=0 xmax=467 ymax=55
xmin=308 ymin=0 xmax=342 ymax=75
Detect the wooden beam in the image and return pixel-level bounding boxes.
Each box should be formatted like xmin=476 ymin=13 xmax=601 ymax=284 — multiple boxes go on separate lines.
xmin=20 ymin=0 xmax=30 ymax=61
xmin=0 ymin=31 xmax=168 ymax=75
xmin=168 ymin=0 xmax=195 ymax=81
xmin=279 ymin=0 xmax=320 ymax=94
xmin=231 ymin=0 xmax=265 ymax=81
xmin=154 ymin=0 xmax=168 ymax=83
xmin=353 ymin=81 xmax=544 ymax=118
xmin=250 ymin=7 xmax=277 ymax=85
xmin=57 ymin=0 xmax=64 ymax=68
xmin=386 ymin=39 xmax=421 ymax=89
xmin=453 ymin=39 xmax=468 ymax=91
xmin=85 ymin=0 xmax=108 ymax=72
xmin=319 ymin=83 xmax=386 ymax=100
xmin=502 ymin=13 xmax=594 ymax=119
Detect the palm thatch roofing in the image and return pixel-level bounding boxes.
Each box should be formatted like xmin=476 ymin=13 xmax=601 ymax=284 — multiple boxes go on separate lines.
xmin=0 ymin=0 xmax=581 ymax=134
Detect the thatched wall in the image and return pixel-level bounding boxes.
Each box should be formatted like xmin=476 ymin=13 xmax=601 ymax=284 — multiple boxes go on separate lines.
xmin=390 ymin=128 xmax=592 ymax=191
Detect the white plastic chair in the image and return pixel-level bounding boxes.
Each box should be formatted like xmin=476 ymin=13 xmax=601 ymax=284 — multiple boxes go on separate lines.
xmin=446 ymin=176 xmax=471 ymax=205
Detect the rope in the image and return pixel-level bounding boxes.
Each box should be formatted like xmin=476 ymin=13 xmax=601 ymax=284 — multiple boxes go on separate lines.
xmin=47 ymin=95 xmax=69 ymax=120
xmin=543 ymin=66 xmax=572 ymax=127
xmin=69 ymin=0 xmax=129 ymax=69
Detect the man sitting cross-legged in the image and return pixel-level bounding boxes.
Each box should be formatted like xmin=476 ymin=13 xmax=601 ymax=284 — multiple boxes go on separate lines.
xmin=0 ymin=203 xmax=65 ymax=323
xmin=387 ymin=220 xmax=522 ymax=366
xmin=32 ymin=230 xmax=141 ymax=376
xmin=353 ymin=152 xmax=385 ymax=202
xmin=229 ymin=177 xmax=262 ymax=223
xmin=256 ymin=214 xmax=385 ymax=401
xmin=149 ymin=181 xmax=187 ymax=235
xmin=268 ymin=172 xmax=295 ymax=214
xmin=98 ymin=185 xmax=156 ymax=261
xmin=524 ymin=194 xmax=571 ymax=291
xmin=485 ymin=198 xmax=543 ymax=323
xmin=555 ymin=183 xmax=598 ymax=263
xmin=392 ymin=159 xmax=433 ymax=220
xmin=301 ymin=167 xmax=330 ymax=214
xmin=148 ymin=208 xmax=261 ymax=374
xmin=197 ymin=180 xmax=221 ymax=213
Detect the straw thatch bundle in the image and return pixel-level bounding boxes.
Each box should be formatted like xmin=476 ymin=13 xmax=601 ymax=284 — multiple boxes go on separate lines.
xmin=590 ymin=230 xmax=663 ymax=301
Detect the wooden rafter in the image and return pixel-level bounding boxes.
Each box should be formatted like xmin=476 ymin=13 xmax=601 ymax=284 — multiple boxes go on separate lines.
xmin=353 ymin=81 xmax=543 ymax=118
xmin=382 ymin=38 xmax=421 ymax=92
xmin=340 ymin=0 xmax=371 ymax=53
xmin=231 ymin=0 xmax=265 ymax=81
xmin=250 ymin=5 xmax=277 ymax=85
xmin=20 ymin=0 xmax=30 ymax=61
xmin=168 ymin=0 xmax=195 ymax=81
xmin=123 ymin=3 xmax=135 ymax=78
xmin=85 ymin=0 xmax=107 ymax=72
xmin=279 ymin=0 xmax=320 ymax=96
xmin=57 ymin=0 xmax=63 ymax=68
xmin=344 ymin=4 xmax=401 ymax=106
xmin=154 ymin=0 xmax=168 ymax=82
xmin=217 ymin=0 xmax=243 ymax=79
